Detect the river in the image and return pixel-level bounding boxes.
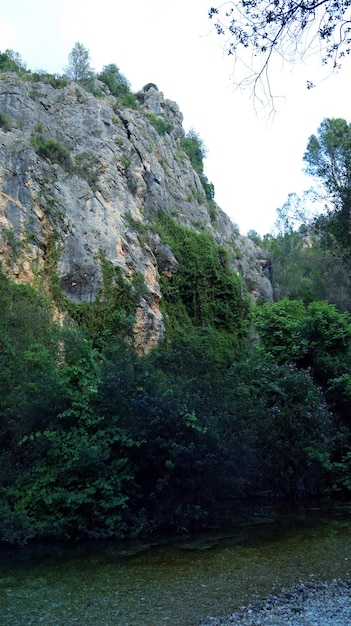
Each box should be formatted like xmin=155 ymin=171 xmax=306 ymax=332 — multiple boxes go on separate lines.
xmin=1 ymin=502 xmax=351 ymax=625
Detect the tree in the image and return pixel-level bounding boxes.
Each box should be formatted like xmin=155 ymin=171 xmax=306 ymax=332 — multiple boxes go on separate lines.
xmin=4 ymin=332 xmax=137 ymax=542
xmin=209 ymin=1 xmax=351 ymax=105
xmin=157 ymin=212 xmax=250 ymax=338
xmin=181 ymin=130 xmax=215 ymax=200
xmin=0 ymin=272 xmax=60 ymax=453
xmin=0 ymin=49 xmax=26 ymax=73
xmin=253 ymin=298 xmax=351 ymax=388
xmin=65 ymin=42 xmax=93 ymax=82
xmin=224 ymin=357 xmax=335 ymax=497
xmin=181 ymin=129 xmax=207 ymax=175
xmin=97 ymin=64 xmax=138 ymax=108
xmin=303 ymin=118 xmax=351 ymax=265
xmin=98 ymin=64 xmax=131 ymax=96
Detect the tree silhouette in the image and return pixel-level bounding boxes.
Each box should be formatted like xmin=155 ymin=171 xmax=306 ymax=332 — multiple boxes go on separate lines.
xmin=209 ymin=1 xmax=351 ymax=106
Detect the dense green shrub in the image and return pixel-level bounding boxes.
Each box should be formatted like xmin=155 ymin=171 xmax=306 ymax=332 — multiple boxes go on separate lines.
xmin=143 ymin=83 xmax=158 ymax=91
xmin=98 ymin=64 xmax=138 ymax=109
xmin=9 ymin=337 xmax=137 ymax=541
xmin=73 ymin=151 xmax=102 ymax=190
xmin=98 ymin=63 xmax=131 ymax=96
xmin=96 ymin=343 xmax=337 ymax=534
xmin=70 ymin=257 xmax=147 ymax=344
xmin=156 ymin=212 xmax=250 ymax=340
xmin=0 ymin=111 xmax=11 ymax=131
xmin=254 ymin=299 xmax=351 ymax=385
xmin=253 ymin=298 xmax=307 ymax=362
xmin=0 ymin=272 xmax=61 ymax=543
xmin=0 ymin=270 xmax=342 ymax=543
xmin=181 ymin=130 xmax=206 ymax=174
xmin=181 ymin=130 xmax=215 ymax=200
xmin=29 ymin=72 xmax=68 ymax=89
xmin=30 ymin=133 xmax=72 ymax=170
xmin=146 ymin=113 xmax=173 ymax=135
xmin=253 ymin=298 xmax=351 ymax=431
xmin=117 ymin=92 xmax=138 ymax=109
xmin=0 ymin=49 xmax=26 ymax=74
xmin=223 ymin=358 xmax=336 ymax=497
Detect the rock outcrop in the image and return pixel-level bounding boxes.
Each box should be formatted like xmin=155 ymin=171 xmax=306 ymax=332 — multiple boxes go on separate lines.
xmin=0 ymin=74 xmax=272 ymax=352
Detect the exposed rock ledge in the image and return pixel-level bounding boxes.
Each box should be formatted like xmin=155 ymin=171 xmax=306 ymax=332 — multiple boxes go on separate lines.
xmin=0 ymin=74 xmax=273 ymax=353
xmin=199 ymin=579 xmax=351 ymax=626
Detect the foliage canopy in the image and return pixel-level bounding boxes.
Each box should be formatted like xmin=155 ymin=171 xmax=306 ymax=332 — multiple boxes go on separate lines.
xmin=304 ymin=118 xmax=351 ymax=264
xmin=181 ymin=130 xmax=215 ymax=200
xmin=65 ymin=42 xmax=94 ymax=83
xmin=98 ymin=64 xmax=131 ymax=96
xmin=2 ymin=47 xmax=351 ymax=544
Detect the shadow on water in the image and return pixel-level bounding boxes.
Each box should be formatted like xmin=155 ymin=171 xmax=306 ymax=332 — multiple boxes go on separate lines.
xmin=1 ymin=501 xmax=351 ymax=625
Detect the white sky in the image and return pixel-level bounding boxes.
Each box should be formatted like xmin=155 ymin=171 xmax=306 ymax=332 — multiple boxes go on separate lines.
xmin=1 ymin=0 xmax=351 ymax=235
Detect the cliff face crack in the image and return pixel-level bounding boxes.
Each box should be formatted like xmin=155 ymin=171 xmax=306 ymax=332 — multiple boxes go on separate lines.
xmin=40 ymin=100 xmax=51 ymax=111
xmin=116 ymin=112 xmax=156 ymax=189
xmin=117 ymin=112 xmax=132 ymax=141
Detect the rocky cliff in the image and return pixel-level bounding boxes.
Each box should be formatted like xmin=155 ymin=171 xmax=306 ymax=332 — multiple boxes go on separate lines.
xmin=0 ymin=73 xmax=272 ymax=352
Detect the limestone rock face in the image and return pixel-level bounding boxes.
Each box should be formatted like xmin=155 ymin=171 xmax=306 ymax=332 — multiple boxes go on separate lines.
xmin=0 ymin=75 xmax=272 ymax=352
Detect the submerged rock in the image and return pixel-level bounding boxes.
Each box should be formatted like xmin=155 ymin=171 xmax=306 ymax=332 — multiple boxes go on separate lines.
xmin=199 ymin=579 xmax=351 ymax=625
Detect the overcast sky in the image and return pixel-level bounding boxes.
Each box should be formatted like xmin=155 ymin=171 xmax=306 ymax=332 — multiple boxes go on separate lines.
xmin=1 ymin=0 xmax=351 ymax=235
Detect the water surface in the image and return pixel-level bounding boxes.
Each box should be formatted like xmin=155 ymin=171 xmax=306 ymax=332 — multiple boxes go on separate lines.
xmin=1 ymin=502 xmax=351 ymax=625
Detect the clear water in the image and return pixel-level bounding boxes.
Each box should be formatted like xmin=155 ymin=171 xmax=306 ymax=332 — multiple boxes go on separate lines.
xmin=1 ymin=503 xmax=351 ymax=625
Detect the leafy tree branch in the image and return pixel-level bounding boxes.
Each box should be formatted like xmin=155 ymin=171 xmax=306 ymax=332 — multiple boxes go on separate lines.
xmin=209 ymin=0 xmax=351 ymax=106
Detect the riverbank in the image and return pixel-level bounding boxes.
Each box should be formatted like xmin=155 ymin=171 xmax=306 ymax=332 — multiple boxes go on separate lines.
xmin=199 ymin=579 xmax=351 ymax=625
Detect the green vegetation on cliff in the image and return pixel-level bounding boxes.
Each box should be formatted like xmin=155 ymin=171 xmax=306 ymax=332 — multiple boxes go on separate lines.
xmin=155 ymin=211 xmax=249 ymax=338
xmin=1 ymin=52 xmax=351 ymax=546
xmin=1 ymin=263 xmax=350 ymax=544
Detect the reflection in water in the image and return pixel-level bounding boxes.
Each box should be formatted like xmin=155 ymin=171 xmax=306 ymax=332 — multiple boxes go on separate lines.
xmin=1 ymin=503 xmax=351 ymax=626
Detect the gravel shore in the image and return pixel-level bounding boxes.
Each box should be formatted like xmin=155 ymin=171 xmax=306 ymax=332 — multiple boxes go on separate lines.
xmin=199 ymin=579 xmax=351 ymax=626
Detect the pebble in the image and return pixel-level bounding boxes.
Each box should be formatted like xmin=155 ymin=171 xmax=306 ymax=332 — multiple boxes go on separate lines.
xmin=199 ymin=579 xmax=351 ymax=626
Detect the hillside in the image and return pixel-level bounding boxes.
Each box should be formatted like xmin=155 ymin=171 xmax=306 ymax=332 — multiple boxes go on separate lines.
xmin=0 ymin=72 xmax=272 ymax=351
xmin=1 ymin=65 xmax=351 ymax=546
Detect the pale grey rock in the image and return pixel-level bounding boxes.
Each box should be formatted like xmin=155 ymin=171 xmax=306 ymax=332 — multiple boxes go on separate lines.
xmin=199 ymin=580 xmax=351 ymax=626
xmin=0 ymin=73 xmax=272 ymax=351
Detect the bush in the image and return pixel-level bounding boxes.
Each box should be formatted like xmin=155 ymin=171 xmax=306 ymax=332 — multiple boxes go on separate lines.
xmin=253 ymin=299 xmax=307 ymax=363
xmin=146 ymin=113 xmax=173 ymax=135
xmin=181 ymin=129 xmax=206 ymax=174
xmin=70 ymin=257 xmax=146 ymax=344
xmin=156 ymin=212 xmax=250 ymax=338
xmin=254 ymin=299 xmax=351 ymax=386
xmin=30 ymin=133 xmax=72 ymax=170
xmin=0 ymin=267 xmax=342 ymax=542
xmin=143 ymin=83 xmax=158 ymax=91
xmin=118 ymin=92 xmax=138 ymax=109
xmin=73 ymin=151 xmax=102 ymax=190
xmin=4 ymin=334 xmax=137 ymax=541
xmin=181 ymin=130 xmax=214 ymax=199
xmin=222 ymin=356 xmax=336 ymax=498
xmin=0 ymin=49 xmax=26 ymax=74
xmin=29 ymin=72 xmax=68 ymax=89
xmin=0 ymin=111 xmax=11 ymax=131
xmin=98 ymin=63 xmax=131 ymax=96
xmin=98 ymin=64 xmax=138 ymax=108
